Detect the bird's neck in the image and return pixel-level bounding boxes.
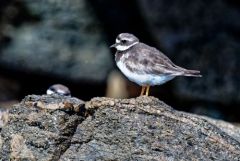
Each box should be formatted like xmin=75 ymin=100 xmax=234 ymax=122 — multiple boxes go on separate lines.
xmin=115 ymin=52 xmax=124 ymax=62
xmin=115 ymin=42 xmax=139 ymax=62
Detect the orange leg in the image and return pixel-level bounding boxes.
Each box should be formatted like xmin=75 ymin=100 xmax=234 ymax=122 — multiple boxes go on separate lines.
xmin=140 ymin=86 xmax=146 ymax=96
xmin=145 ymin=85 xmax=150 ymax=96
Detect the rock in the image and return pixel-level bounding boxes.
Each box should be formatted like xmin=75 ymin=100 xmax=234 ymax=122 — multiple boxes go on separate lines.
xmin=0 ymin=94 xmax=85 ymax=160
xmin=137 ymin=0 xmax=240 ymax=104
xmin=1 ymin=95 xmax=240 ymax=160
xmin=0 ymin=109 xmax=9 ymax=129
xmin=62 ymin=97 xmax=240 ymax=160
xmin=0 ymin=0 xmax=113 ymax=82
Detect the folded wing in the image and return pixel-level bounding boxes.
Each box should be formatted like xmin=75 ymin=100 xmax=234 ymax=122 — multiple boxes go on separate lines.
xmin=126 ymin=43 xmax=201 ymax=77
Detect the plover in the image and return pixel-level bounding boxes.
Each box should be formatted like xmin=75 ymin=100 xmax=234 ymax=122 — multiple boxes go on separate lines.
xmin=111 ymin=33 xmax=201 ymax=96
xmin=46 ymin=84 xmax=71 ymax=96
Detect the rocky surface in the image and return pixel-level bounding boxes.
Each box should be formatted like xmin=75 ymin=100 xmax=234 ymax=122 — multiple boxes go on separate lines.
xmin=0 ymin=0 xmax=113 ymax=82
xmin=0 ymin=109 xmax=9 ymax=129
xmin=138 ymin=0 xmax=240 ymax=104
xmin=0 ymin=94 xmax=85 ymax=160
xmin=1 ymin=95 xmax=240 ymax=160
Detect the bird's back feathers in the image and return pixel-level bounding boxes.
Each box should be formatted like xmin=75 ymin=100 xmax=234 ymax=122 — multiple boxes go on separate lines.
xmin=116 ymin=42 xmax=201 ymax=77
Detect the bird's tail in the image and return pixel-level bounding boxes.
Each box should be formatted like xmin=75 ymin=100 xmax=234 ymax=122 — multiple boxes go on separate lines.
xmin=183 ymin=69 xmax=202 ymax=77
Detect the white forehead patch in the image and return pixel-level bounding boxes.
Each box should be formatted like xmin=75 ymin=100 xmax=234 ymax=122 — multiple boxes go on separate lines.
xmin=116 ymin=39 xmax=120 ymax=43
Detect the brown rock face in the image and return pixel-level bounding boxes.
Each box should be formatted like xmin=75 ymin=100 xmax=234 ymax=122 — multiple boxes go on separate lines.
xmin=1 ymin=95 xmax=240 ymax=160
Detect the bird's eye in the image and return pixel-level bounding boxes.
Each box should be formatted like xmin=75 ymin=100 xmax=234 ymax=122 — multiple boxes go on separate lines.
xmin=121 ymin=40 xmax=127 ymax=43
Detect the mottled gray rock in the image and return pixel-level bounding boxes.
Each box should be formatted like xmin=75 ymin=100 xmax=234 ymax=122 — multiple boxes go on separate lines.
xmin=61 ymin=97 xmax=240 ymax=160
xmin=0 ymin=109 xmax=9 ymax=129
xmin=1 ymin=95 xmax=240 ymax=160
xmin=0 ymin=0 xmax=113 ymax=82
xmin=0 ymin=94 xmax=84 ymax=160
xmin=138 ymin=0 xmax=240 ymax=104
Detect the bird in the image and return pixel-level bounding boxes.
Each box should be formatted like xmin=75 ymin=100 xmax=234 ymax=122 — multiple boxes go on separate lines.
xmin=46 ymin=84 xmax=71 ymax=96
xmin=110 ymin=33 xmax=201 ymax=96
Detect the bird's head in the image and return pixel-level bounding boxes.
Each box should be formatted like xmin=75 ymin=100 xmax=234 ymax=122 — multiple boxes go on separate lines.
xmin=46 ymin=84 xmax=71 ymax=96
xmin=110 ymin=33 xmax=139 ymax=51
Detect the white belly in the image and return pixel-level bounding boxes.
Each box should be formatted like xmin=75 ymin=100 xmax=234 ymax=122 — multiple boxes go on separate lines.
xmin=116 ymin=60 xmax=175 ymax=86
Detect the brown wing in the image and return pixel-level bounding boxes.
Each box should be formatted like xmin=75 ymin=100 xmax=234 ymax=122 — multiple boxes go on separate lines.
xmin=125 ymin=43 xmax=185 ymax=75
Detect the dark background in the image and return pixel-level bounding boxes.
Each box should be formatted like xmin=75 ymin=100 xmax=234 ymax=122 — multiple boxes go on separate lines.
xmin=0 ymin=0 xmax=239 ymax=122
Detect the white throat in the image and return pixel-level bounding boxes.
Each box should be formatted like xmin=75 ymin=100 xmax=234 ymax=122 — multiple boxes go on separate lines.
xmin=116 ymin=42 xmax=139 ymax=51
